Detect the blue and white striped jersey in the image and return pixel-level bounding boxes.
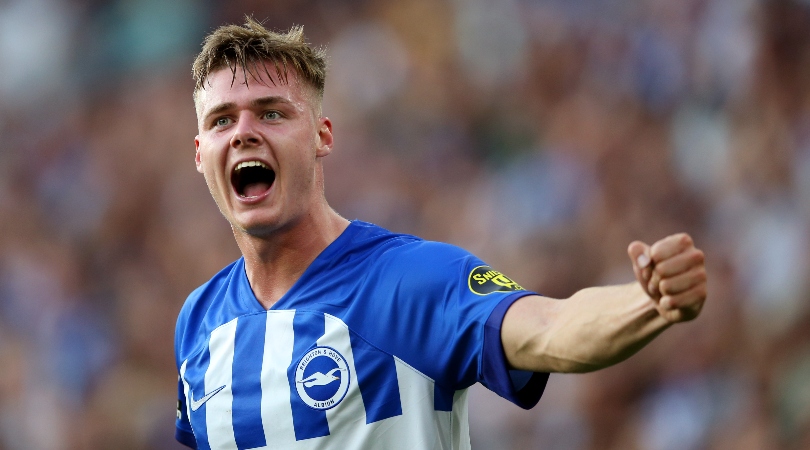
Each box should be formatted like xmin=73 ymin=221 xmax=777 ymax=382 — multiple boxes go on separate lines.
xmin=175 ymin=221 xmax=548 ymax=449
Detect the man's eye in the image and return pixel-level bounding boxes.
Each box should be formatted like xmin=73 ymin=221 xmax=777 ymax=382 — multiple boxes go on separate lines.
xmin=215 ymin=117 xmax=231 ymax=127
xmin=263 ymin=111 xmax=281 ymax=120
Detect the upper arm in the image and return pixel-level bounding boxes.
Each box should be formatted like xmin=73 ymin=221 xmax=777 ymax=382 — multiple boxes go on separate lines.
xmin=500 ymin=294 xmax=564 ymax=372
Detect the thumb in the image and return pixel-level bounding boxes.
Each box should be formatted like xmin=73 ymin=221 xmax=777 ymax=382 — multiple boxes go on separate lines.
xmin=627 ymin=241 xmax=654 ymax=296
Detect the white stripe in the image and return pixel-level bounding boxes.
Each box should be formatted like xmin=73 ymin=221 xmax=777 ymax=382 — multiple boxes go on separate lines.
xmin=320 ymin=314 xmax=367 ymax=446
xmin=393 ymin=357 xmax=446 ymax=449
xmin=317 ymin=355 xmax=462 ymax=449
xmin=191 ymin=311 xmax=471 ymax=449
xmin=205 ymin=319 xmax=238 ymax=450
xmin=451 ymin=390 xmax=471 ymax=449
xmin=179 ymin=361 xmax=193 ymax=432
xmin=307 ymin=315 xmax=471 ymax=449
xmin=260 ymin=311 xmax=298 ymax=446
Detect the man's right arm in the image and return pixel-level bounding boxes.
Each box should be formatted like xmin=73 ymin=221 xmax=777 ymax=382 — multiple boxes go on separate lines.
xmin=500 ymin=233 xmax=707 ymax=373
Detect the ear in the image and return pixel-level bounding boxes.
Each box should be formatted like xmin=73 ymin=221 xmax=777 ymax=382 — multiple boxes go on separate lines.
xmin=195 ymin=136 xmax=204 ymax=173
xmin=315 ymin=117 xmax=333 ymax=158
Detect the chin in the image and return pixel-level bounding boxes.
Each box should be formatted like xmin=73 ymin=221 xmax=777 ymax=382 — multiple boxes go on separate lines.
xmin=232 ymin=220 xmax=279 ymax=238
xmin=229 ymin=212 xmax=282 ymax=237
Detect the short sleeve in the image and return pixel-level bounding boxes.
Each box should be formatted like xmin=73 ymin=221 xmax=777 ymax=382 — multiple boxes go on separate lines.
xmin=480 ymin=295 xmax=549 ymax=409
xmin=366 ymin=240 xmax=548 ymax=409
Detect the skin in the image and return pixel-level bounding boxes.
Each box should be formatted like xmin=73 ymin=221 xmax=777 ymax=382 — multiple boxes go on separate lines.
xmin=194 ymin=59 xmax=708 ymax=372
xmin=502 ymin=233 xmax=707 ymax=373
xmin=194 ymin=62 xmax=349 ymax=308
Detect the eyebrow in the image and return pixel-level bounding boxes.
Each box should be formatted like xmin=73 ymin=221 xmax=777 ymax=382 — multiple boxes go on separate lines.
xmin=250 ymin=96 xmax=291 ymax=109
xmin=202 ymin=96 xmax=292 ymax=124
xmin=202 ymin=102 xmax=235 ymax=124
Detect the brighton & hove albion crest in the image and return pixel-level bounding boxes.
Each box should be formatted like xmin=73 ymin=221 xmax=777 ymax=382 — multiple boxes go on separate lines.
xmin=295 ymin=346 xmax=350 ymax=410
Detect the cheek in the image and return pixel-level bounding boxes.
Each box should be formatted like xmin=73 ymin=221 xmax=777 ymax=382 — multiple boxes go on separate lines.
xmin=199 ymin=139 xmax=226 ymax=165
xmin=197 ymin=145 xmax=227 ymax=185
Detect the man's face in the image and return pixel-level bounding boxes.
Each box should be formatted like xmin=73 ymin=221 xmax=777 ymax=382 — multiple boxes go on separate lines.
xmin=194 ymin=62 xmax=333 ymax=237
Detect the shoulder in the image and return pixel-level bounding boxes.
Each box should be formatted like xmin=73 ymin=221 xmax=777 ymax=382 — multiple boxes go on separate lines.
xmin=386 ymin=239 xmax=474 ymax=264
xmin=349 ymin=221 xmax=475 ymax=273
xmin=365 ymin=230 xmax=527 ymax=302
xmin=375 ymin=240 xmax=482 ymax=298
xmin=343 ymin=221 xmax=423 ymax=253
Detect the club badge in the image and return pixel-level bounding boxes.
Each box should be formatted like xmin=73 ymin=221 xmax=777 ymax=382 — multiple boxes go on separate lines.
xmin=295 ymin=346 xmax=350 ymax=410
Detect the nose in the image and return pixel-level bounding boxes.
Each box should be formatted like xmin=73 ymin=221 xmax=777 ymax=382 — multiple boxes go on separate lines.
xmin=230 ymin=114 xmax=261 ymax=148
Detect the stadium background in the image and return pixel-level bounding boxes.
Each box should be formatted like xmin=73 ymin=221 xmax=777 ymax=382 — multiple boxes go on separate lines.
xmin=1 ymin=0 xmax=809 ymax=448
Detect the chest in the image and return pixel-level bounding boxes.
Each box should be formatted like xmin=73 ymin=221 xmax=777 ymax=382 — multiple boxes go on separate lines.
xmin=179 ymin=310 xmax=409 ymax=447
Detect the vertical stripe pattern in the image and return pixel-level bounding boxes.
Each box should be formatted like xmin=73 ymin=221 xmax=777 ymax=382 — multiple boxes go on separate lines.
xmin=185 ymin=340 xmax=213 ymax=449
xmin=180 ymin=310 xmax=471 ymax=449
xmin=179 ymin=361 xmax=193 ymax=431
xmin=289 ymin=311 xmax=330 ymax=441
xmin=394 ymin=357 xmax=443 ymax=449
xmin=260 ymin=311 xmax=297 ymax=446
xmin=348 ymin=329 xmax=402 ymax=423
xmin=232 ymin=315 xmax=267 ymax=449
xmin=205 ymin=318 xmax=238 ymax=449
xmin=320 ymin=314 xmax=366 ymax=447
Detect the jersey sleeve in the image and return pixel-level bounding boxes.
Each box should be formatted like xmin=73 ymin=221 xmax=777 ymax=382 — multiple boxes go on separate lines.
xmin=175 ymin=375 xmax=197 ymax=448
xmin=175 ymin=286 xmax=205 ymax=449
xmin=372 ymin=240 xmax=548 ymax=410
xmin=481 ymin=294 xmax=549 ymax=409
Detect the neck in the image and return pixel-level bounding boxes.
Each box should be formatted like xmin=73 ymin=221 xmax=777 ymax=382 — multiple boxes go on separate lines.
xmin=234 ymin=206 xmax=349 ymax=309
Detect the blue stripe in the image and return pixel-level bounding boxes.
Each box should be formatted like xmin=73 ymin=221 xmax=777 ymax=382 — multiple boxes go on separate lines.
xmin=231 ymin=315 xmax=267 ymax=449
xmin=434 ymin=383 xmax=455 ymax=412
xmin=349 ymin=334 xmax=402 ymax=423
xmin=289 ymin=311 xmax=330 ymax=441
xmin=187 ymin=346 xmax=212 ymax=450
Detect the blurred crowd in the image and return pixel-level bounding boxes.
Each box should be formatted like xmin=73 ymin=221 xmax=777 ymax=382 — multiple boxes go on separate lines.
xmin=1 ymin=0 xmax=809 ymax=448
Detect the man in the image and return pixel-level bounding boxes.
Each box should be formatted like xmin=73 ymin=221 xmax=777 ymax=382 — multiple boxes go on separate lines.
xmin=175 ymin=18 xmax=707 ymax=449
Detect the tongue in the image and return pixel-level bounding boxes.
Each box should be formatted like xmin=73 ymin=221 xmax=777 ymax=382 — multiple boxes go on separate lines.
xmin=243 ymin=181 xmax=271 ymax=198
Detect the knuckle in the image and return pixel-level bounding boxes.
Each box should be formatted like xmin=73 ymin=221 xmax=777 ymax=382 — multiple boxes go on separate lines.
xmin=628 ymin=241 xmax=645 ymax=253
xmin=672 ymin=295 xmax=685 ymax=309
xmin=650 ymin=270 xmax=661 ymax=282
xmin=659 ymin=279 xmax=677 ymax=295
xmin=672 ymin=233 xmax=691 ymax=248
xmin=696 ymin=269 xmax=707 ymax=283
xmin=650 ymin=243 xmax=662 ymax=260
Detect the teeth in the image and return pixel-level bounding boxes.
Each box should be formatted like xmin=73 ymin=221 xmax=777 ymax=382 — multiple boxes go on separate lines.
xmin=235 ymin=160 xmax=270 ymax=171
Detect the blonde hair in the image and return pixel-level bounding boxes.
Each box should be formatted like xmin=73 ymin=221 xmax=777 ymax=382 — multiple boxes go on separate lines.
xmin=192 ymin=17 xmax=327 ymax=106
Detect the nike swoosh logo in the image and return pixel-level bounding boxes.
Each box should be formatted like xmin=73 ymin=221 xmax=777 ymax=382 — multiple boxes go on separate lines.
xmin=190 ymin=385 xmax=226 ymax=411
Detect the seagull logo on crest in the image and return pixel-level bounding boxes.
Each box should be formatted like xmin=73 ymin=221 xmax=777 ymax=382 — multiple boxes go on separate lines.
xmin=297 ymin=368 xmax=346 ymax=387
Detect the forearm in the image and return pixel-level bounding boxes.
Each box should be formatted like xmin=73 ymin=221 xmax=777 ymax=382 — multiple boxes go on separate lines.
xmin=502 ymin=284 xmax=671 ymax=373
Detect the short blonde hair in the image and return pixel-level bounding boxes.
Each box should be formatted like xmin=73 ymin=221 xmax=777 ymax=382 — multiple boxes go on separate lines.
xmin=192 ymin=17 xmax=327 ymax=106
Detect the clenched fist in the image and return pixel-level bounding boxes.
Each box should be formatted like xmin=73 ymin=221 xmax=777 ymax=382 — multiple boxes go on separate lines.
xmin=628 ymin=233 xmax=707 ymax=323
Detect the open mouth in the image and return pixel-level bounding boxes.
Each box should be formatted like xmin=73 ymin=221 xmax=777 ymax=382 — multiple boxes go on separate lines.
xmin=232 ymin=160 xmax=276 ymax=198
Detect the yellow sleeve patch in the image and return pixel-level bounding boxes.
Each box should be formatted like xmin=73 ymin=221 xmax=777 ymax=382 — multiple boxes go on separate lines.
xmin=468 ymin=266 xmax=523 ymax=295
